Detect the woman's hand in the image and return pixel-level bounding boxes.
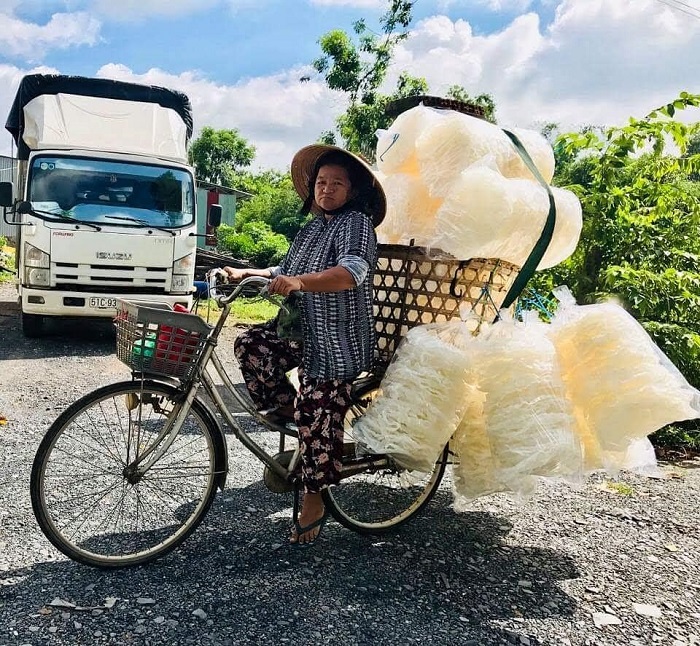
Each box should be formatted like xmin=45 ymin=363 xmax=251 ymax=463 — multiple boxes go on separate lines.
xmin=268 ymin=275 xmax=304 ymax=296
xmin=222 ymin=266 xmax=247 ymax=282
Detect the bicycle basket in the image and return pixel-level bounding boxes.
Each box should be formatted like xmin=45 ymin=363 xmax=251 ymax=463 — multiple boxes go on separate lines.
xmin=115 ymin=300 xmax=213 ymax=380
xmin=372 ymin=244 xmax=520 ymax=373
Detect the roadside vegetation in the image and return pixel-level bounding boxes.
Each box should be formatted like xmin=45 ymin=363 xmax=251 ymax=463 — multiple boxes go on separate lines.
xmin=0 ymin=236 xmax=14 ymax=283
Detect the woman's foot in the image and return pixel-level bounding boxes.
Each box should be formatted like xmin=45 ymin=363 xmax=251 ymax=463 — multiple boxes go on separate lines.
xmin=290 ymin=492 xmax=326 ymax=545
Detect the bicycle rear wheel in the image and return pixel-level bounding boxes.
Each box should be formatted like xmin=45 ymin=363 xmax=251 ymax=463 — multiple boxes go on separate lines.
xmin=31 ymin=380 xmax=221 ymax=568
xmin=323 ymin=386 xmax=448 ymax=534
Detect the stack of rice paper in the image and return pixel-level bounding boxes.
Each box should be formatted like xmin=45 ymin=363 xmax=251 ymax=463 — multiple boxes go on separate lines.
xmin=452 ymin=312 xmax=583 ymax=507
xmin=352 ymin=322 xmax=477 ymax=472
xmin=375 ymin=104 xmax=582 ymax=269
xmin=356 ymin=292 xmax=700 ymax=505
xmin=549 ymin=288 xmax=700 ymax=473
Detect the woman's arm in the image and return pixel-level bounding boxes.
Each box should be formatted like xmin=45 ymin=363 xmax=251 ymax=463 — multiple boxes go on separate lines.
xmin=222 ymin=266 xmax=277 ymax=282
xmin=268 ymin=266 xmax=354 ymax=296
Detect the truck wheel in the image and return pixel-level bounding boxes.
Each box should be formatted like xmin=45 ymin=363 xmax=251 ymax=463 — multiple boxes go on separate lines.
xmin=22 ymin=312 xmax=44 ymax=338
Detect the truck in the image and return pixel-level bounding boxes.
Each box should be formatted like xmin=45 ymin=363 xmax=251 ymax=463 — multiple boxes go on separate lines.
xmin=0 ymin=74 xmax=203 ymax=337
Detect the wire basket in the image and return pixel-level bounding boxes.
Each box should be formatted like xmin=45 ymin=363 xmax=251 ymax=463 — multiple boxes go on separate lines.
xmin=115 ymin=300 xmax=213 ymax=380
xmin=372 ymin=244 xmax=519 ymax=373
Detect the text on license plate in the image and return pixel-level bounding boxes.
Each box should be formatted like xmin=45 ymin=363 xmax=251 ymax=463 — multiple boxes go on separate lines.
xmin=89 ymin=297 xmax=118 ymax=309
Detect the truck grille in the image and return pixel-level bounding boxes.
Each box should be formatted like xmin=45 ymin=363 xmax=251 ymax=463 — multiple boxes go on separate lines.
xmin=53 ymin=262 xmax=170 ymax=293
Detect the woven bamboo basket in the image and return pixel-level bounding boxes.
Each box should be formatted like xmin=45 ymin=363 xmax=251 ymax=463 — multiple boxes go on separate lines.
xmin=372 ymin=244 xmax=520 ymax=373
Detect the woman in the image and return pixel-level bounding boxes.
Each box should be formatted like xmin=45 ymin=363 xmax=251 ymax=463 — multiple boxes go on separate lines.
xmin=224 ymin=144 xmax=386 ymax=546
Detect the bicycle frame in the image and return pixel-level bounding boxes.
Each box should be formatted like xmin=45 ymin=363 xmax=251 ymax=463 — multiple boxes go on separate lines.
xmin=128 ymin=275 xmax=392 ymax=489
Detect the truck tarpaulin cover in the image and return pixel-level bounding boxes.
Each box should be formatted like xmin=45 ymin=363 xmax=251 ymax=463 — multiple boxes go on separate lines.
xmin=5 ymin=74 xmax=194 ymax=161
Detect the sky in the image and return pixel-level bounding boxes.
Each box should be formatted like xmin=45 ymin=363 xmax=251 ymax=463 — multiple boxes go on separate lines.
xmin=0 ymin=0 xmax=698 ymax=172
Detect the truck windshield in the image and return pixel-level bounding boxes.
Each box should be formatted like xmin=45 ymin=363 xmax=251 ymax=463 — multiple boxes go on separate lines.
xmin=27 ymin=156 xmax=195 ymax=228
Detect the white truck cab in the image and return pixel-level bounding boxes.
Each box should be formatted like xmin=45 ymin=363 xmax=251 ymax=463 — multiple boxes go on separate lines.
xmin=0 ymin=74 xmax=199 ymax=337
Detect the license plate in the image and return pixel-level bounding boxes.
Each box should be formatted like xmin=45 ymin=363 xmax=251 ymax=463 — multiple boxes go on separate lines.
xmin=89 ymin=297 xmax=118 ymax=309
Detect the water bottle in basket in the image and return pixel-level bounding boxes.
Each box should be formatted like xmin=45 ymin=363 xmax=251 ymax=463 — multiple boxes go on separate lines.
xmin=132 ymin=331 xmax=157 ymax=359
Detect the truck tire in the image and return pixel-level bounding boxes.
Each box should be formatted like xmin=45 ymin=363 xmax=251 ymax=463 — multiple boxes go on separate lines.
xmin=22 ymin=312 xmax=44 ymax=338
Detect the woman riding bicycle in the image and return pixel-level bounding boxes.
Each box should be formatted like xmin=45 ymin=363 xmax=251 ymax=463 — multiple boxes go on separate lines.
xmin=223 ymin=145 xmax=386 ymax=546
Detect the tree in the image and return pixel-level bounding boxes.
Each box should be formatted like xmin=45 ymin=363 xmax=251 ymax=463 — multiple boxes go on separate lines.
xmin=189 ymin=127 xmax=256 ymax=187
xmin=312 ymin=1 xmax=425 ymax=159
xmin=217 ymin=220 xmax=289 ymax=267
xmin=234 ymin=171 xmax=308 ymax=242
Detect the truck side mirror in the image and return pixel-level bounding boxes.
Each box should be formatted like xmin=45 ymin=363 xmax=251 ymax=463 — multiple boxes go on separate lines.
xmin=0 ymin=182 xmax=14 ymax=207
xmin=208 ymin=204 xmax=222 ymax=228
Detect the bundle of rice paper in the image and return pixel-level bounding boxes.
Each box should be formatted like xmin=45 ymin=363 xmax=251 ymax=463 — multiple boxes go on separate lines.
xmin=376 ymin=104 xmax=441 ymax=175
xmin=376 ymin=172 xmax=442 ymax=246
xmin=430 ymin=165 xmax=583 ymax=269
xmin=499 ymin=127 xmax=555 ymax=183
xmin=549 ymin=287 xmax=700 ymax=471
xmin=465 ymin=313 xmax=583 ymax=494
xmin=451 ymin=387 xmax=505 ymax=509
xmin=352 ymin=322 xmax=478 ymax=472
xmin=414 ymin=110 xmax=514 ymax=198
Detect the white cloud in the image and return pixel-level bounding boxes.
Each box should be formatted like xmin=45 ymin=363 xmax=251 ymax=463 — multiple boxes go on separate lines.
xmin=95 ymin=63 xmax=346 ymax=171
xmin=0 ymin=11 xmax=101 ymax=60
xmin=389 ymin=0 xmax=700 ymax=133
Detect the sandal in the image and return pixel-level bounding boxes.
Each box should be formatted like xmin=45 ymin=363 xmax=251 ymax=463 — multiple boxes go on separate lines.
xmin=290 ymin=512 xmax=329 ymax=548
xmin=290 ymin=487 xmax=328 ymax=547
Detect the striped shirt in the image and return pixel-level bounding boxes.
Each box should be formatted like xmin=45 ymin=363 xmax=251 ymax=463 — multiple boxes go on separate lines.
xmin=277 ymin=209 xmax=377 ymax=381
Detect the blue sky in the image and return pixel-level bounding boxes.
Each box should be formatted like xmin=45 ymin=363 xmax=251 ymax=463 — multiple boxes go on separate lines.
xmin=0 ymin=0 xmax=697 ymax=170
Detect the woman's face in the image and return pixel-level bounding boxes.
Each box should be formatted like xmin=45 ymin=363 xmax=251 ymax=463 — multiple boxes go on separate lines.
xmin=314 ymin=164 xmax=353 ymax=212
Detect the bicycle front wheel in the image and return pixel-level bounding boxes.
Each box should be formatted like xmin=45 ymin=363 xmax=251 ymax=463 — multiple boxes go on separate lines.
xmin=323 ymin=386 xmax=448 ymax=535
xmin=31 ymin=380 xmax=221 ymax=568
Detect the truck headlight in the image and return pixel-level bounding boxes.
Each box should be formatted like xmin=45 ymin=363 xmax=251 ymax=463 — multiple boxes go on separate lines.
xmin=171 ymin=274 xmax=191 ymax=292
xmin=24 ymin=243 xmax=49 ymax=268
xmin=26 ymin=267 xmax=50 ymax=287
xmin=172 ymin=253 xmax=194 ymax=293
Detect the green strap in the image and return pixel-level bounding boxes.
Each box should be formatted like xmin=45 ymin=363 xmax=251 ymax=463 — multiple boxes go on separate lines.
xmin=497 ymin=129 xmax=557 ymax=312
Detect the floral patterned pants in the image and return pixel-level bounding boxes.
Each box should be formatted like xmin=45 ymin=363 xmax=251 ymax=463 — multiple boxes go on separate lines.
xmin=234 ymin=321 xmax=353 ymax=493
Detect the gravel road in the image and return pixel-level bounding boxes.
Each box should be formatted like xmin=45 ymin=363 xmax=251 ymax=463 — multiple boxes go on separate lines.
xmin=0 ymin=281 xmax=698 ymax=646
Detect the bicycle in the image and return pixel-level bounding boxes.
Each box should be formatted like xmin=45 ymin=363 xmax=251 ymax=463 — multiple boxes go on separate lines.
xmin=29 ymin=272 xmax=452 ymax=568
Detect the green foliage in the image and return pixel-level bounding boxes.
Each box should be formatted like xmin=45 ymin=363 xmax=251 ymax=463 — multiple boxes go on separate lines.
xmin=446 ymin=85 xmax=497 ymax=123
xmin=0 ymin=242 xmax=14 ymax=283
xmin=217 ymin=221 xmax=289 ymax=268
xmin=650 ymin=421 xmax=700 ymax=453
xmin=234 ymin=171 xmax=308 ymax=242
xmin=189 ymin=126 xmax=256 ymax=187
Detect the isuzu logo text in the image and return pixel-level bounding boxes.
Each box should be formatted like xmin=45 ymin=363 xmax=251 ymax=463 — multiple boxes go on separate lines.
xmin=96 ymin=252 xmax=132 ymax=261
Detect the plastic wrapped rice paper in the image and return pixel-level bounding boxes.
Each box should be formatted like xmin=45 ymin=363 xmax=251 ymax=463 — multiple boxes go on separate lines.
xmin=376 ymin=172 xmax=443 ymax=246
xmin=415 ymin=110 xmax=514 ymax=198
xmin=430 ymin=164 xmax=583 ymax=268
xmin=453 ymin=313 xmax=583 ymax=503
xmin=451 ymin=388 xmax=505 ymax=509
xmin=352 ymin=322 xmax=478 ymax=472
xmin=376 ymin=104 xmax=441 ymax=175
xmin=549 ymin=287 xmax=700 ymax=472
xmin=499 ymin=127 xmax=555 ymax=183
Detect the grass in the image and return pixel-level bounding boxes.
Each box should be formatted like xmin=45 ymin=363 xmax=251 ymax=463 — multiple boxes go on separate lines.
xmin=604 ymin=481 xmax=635 ymax=496
xmin=194 ymin=297 xmax=278 ymax=325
